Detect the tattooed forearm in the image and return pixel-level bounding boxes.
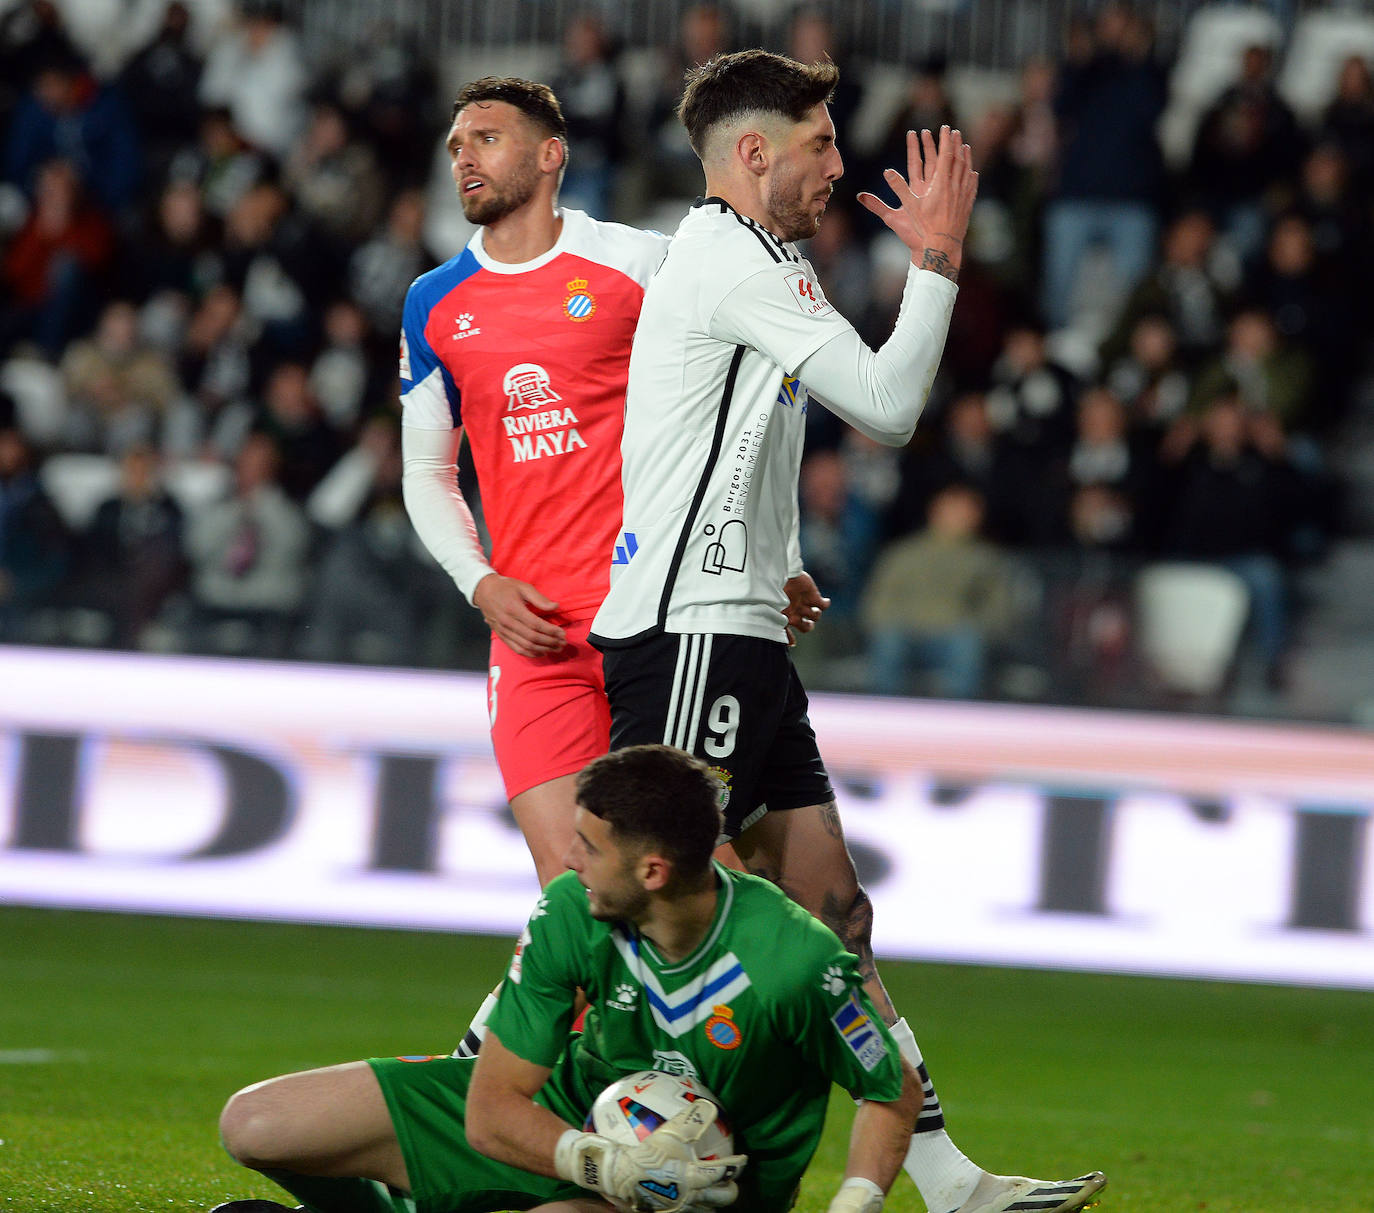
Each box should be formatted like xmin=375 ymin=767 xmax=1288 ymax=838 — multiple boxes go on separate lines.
xmin=920 ymin=247 xmax=959 ymax=283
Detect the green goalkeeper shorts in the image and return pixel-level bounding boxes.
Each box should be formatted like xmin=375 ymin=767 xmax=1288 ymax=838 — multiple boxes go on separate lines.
xmin=367 ymin=1054 xmax=586 ymax=1213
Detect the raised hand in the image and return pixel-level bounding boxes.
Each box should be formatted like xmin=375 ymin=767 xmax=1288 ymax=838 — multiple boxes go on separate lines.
xmin=856 ymin=126 xmax=979 ymax=282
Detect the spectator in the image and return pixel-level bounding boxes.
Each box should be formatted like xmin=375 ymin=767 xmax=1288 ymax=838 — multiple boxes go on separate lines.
xmin=348 ymin=187 xmax=434 ymax=335
xmin=308 ymin=299 xmax=371 ymax=432
xmin=1103 ymin=208 xmax=1238 ymax=369
xmin=168 ymin=106 xmax=267 ymax=219
xmin=797 ymin=448 xmax=882 ymax=625
xmin=253 ymin=359 xmax=344 ymax=500
xmin=0 ymin=422 xmax=69 ymax=640
xmin=645 ymin=2 xmax=735 ymax=200
xmin=71 ymin=442 xmax=187 ymax=647
xmin=120 ymin=178 xmax=224 ymax=306
xmin=1243 ymin=211 xmax=1356 ymax=426
xmin=167 ymin=283 xmax=253 ymax=459
xmin=220 ymin=179 xmax=333 ymax=361
xmin=198 ymin=0 xmax=308 ymax=160
xmin=785 ymin=5 xmax=864 ymax=156
xmin=60 ymin=299 xmax=182 ymax=453
xmin=283 ymin=99 xmax=386 ymax=247
xmin=3 ymin=45 xmax=141 ymax=215
xmin=1103 ymin=312 xmax=1192 ymax=433
xmin=1159 ymin=393 xmax=1299 ymax=686
xmin=184 ymin=429 xmax=309 ymax=655
xmin=888 ymin=391 xmax=1015 ymax=541
xmin=1319 ymin=54 xmax=1374 ymax=193
xmin=549 ymin=12 xmax=627 ymax=220
xmin=0 ymin=2 xmax=81 ymax=132
xmin=117 ymin=1 xmax=203 ymax=184
xmin=1189 ymin=307 xmax=1313 ymax=435
xmin=300 ymin=417 xmax=446 ymax=665
xmin=863 ymin=483 xmax=1016 ymax=699
xmin=0 ymin=157 xmax=115 ymax=359
xmin=1186 ymin=43 xmax=1302 ymax=262
xmin=1060 ymin=384 xmax=1158 ymax=551
xmin=1041 ymin=2 xmax=1166 ymax=332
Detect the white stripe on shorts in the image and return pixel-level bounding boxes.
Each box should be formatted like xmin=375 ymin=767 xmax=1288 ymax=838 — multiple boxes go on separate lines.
xmin=665 ymin=634 xmax=712 ymax=751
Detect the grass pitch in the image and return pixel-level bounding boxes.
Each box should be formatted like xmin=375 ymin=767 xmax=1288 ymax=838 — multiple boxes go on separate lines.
xmin=2 ymin=907 xmax=1372 ymax=1212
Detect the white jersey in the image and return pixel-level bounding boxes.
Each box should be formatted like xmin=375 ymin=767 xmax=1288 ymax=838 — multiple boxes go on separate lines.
xmin=591 ymin=196 xmax=958 ymax=645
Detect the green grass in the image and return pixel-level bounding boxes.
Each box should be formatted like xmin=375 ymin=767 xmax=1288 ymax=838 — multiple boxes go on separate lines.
xmin=2 ymin=907 xmax=1372 ymax=1212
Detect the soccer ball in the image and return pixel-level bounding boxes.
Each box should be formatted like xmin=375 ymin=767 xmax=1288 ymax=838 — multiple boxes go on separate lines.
xmin=584 ymin=1069 xmax=735 ymax=1205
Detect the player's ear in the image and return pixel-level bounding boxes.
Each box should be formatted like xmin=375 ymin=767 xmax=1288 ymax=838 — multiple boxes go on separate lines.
xmin=541 ymin=136 xmax=566 ymax=176
xmin=639 ymin=852 xmax=673 ymax=892
xmin=737 ymin=131 xmax=767 ymax=177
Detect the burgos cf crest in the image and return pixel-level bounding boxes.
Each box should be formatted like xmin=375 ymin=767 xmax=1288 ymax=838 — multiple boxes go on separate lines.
xmin=504 ymin=363 xmax=562 ymax=411
xmin=563 ymin=276 xmax=596 ymax=322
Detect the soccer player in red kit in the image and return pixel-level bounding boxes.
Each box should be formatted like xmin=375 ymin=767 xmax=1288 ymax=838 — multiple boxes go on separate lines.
xmin=400 ymin=78 xmax=668 ymax=884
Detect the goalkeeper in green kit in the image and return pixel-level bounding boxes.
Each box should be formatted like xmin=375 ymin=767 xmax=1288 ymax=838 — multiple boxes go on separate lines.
xmin=213 ymin=745 xmax=919 ymax=1213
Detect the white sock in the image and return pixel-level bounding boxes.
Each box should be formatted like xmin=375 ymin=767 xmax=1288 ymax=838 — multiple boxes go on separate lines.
xmin=452 ymin=989 xmax=499 ymax=1058
xmin=888 ymin=1017 xmax=984 ymax=1212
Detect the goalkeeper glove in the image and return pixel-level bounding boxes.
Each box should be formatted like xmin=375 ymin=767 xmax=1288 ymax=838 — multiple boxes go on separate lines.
xmin=555 ymin=1100 xmax=747 ymax=1211
xmin=826 ymin=1177 xmax=885 ymax=1213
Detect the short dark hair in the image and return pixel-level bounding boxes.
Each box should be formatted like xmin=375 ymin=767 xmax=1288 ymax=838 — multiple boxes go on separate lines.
xmin=678 ymin=49 xmax=838 ymax=156
xmin=450 ymin=77 xmax=569 ymax=142
xmin=576 ymin=746 xmax=723 ymax=883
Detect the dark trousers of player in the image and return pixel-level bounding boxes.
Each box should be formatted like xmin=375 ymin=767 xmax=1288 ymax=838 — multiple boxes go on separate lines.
xmin=600 ymin=631 xmax=832 ymax=838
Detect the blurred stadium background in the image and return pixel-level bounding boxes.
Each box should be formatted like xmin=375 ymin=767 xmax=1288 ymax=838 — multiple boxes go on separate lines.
xmin=1 ymin=0 xmax=1372 ymax=954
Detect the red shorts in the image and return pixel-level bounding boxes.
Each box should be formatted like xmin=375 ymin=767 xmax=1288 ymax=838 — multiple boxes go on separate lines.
xmin=487 ymin=616 xmax=610 ymax=801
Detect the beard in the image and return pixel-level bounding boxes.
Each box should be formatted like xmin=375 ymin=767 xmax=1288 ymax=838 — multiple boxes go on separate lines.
xmin=586 ymin=869 xmax=651 ymax=923
xmin=767 ymin=172 xmax=827 ymax=242
xmin=460 ymin=156 xmax=543 ymax=225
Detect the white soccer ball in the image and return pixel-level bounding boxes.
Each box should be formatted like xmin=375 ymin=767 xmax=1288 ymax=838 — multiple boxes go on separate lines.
xmin=584 ymin=1069 xmax=735 ymax=1208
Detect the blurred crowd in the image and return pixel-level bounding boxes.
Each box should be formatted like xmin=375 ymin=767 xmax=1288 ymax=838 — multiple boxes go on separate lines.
xmin=2 ymin=0 xmax=1372 ymax=721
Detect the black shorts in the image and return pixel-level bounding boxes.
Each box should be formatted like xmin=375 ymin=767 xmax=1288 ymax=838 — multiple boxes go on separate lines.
xmin=599 ymin=632 xmax=833 ymax=839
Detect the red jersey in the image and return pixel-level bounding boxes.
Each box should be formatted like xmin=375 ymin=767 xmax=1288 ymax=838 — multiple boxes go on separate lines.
xmin=399 ymin=209 xmax=670 ymax=618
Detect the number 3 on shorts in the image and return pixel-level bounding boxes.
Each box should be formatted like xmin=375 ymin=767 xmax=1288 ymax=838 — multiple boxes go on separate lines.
xmin=488 ymin=665 xmax=501 ymax=727
xmin=704 ymin=694 xmax=740 ymax=758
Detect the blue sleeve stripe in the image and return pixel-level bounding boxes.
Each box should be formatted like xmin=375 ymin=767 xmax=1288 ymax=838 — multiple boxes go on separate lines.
xmin=400 ymin=249 xmax=481 ymax=425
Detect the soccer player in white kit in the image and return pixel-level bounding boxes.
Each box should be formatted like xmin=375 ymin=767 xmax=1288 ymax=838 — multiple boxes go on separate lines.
xmin=590 ymin=49 xmax=1106 ymax=1213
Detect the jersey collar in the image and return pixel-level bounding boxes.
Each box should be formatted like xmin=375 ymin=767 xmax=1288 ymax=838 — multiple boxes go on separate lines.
xmin=467 ymin=207 xmax=581 ymax=275
xmin=692 ymin=195 xmax=798 ymax=263
xmin=631 ymin=861 xmax=736 ymax=976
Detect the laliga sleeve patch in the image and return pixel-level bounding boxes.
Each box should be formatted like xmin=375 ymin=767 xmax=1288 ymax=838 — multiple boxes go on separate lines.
xmin=831 ymin=992 xmax=888 ymax=1071
xmin=783 ymin=269 xmax=834 ymax=318
xmin=398 ymin=330 xmax=411 ymax=382
xmin=508 ymin=924 xmax=532 ymax=983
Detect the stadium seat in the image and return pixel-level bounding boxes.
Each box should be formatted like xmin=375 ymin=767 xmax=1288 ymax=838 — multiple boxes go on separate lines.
xmin=1135 ymin=562 xmax=1250 ymax=697
xmin=1 ymin=356 xmax=69 ymax=448
xmin=38 ymin=453 xmax=120 ymax=530
xmin=1278 ymin=8 xmax=1374 ymax=122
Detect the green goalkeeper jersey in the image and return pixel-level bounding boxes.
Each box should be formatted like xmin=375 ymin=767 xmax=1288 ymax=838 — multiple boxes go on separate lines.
xmin=489 ymin=863 xmax=905 ymax=1213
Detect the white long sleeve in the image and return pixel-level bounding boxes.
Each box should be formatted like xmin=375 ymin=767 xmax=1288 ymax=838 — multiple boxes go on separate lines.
xmin=796 ymin=268 xmax=957 ymax=447
xmin=400 ymin=424 xmax=492 ymax=603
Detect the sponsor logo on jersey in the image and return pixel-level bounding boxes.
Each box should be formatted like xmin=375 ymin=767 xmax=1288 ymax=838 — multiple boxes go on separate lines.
xmin=784 ymin=269 xmax=834 ymax=317
xmin=504 ymin=363 xmax=563 ymax=410
xmin=563 ymin=276 xmax=597 ymax=322
xmin=610 ymin=982 xmax=639 ymax=1011
xmin=704 ymin=1004 xmax=742 ymax=1050
xmin=452 ymin=311 xmax=482 ymax=341
xmin=651 ymin=1050 xmax=699 ymax=1078
xmin=831 ymin=992 xmax=888 ymax=1071
xmin=398 ymin=331 xmax=411 ymax=380
xmin=612 ymin=531 xmax=639 ymax=565
xmin=702 ymin=519 xmax=747 ymax=574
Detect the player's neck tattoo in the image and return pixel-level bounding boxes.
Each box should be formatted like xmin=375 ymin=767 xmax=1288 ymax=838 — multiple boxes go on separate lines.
xmin=920 ymin=247 xmax=959 ymax=283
